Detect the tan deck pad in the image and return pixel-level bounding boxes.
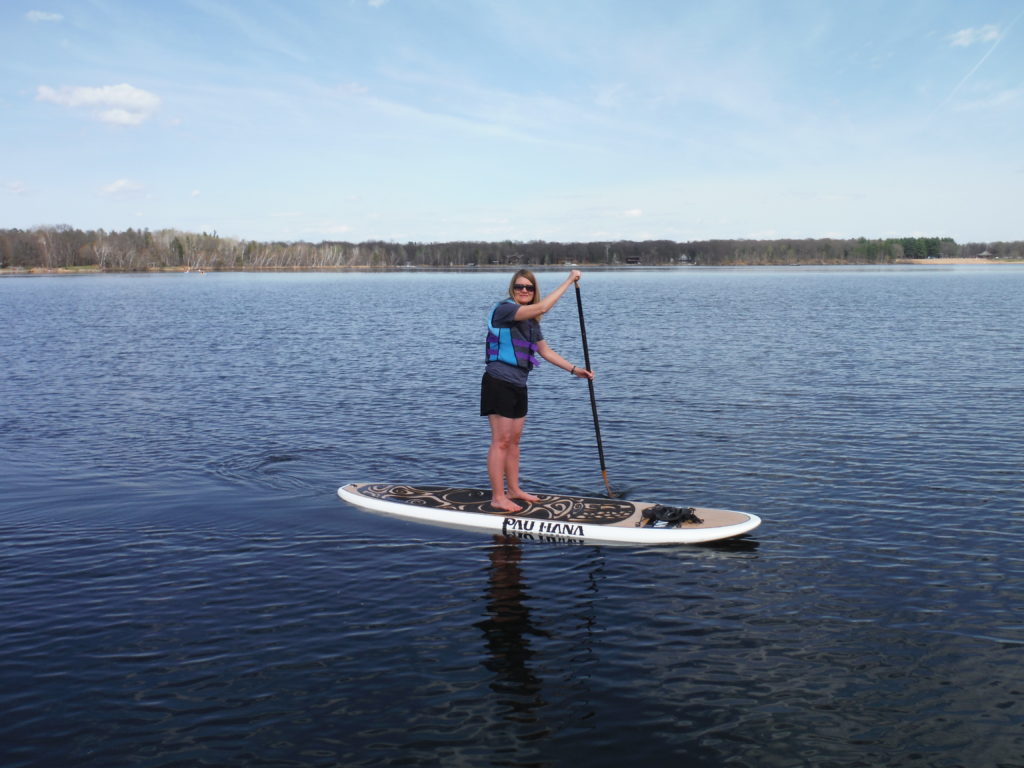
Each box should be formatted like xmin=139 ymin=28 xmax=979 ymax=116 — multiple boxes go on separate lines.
xmin=350 ymin=484 xmax=746 ymax=528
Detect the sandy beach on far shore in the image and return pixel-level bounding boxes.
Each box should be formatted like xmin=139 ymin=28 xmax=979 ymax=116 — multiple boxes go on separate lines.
xmin=898 ymin=258 xmax=1020 ymax=265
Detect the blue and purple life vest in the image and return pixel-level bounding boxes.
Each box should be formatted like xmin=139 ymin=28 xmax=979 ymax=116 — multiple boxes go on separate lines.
xmin=486 ymin=300 xmax=540 ymax=370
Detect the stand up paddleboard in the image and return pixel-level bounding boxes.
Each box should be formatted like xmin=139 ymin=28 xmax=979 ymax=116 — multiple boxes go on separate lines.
xmin=337 ymin=483 xmax=760 ymax=545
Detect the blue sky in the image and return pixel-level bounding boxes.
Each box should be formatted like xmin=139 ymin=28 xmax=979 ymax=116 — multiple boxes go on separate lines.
xmin=3 ymin=1 xmax=1023 ymax=244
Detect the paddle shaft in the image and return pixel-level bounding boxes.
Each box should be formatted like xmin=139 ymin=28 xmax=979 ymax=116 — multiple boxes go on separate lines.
xmin=574 ymin=282 xmax=615 ymax=497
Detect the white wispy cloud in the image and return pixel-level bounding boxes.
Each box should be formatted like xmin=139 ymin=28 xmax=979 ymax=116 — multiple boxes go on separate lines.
xmin=948 ymin=25 xmax=1001 ymax=47
xmin=623 ymin=208 xmax=643 ymax=218
xmin=939 ymin=20 xmax=1015 ymax=110
xmin=335 ymin=82 xmax=369 ymax=97
xmin=36 ymin=83 xmax=161 ymax=125
xmin=357 ymin=64 xmax=621 ymax=151
xmin=593 ymin=83 xmax=626 ymax=109
xmin=25 ymin=10 xmax=63 ymax=22
xmin=187 ymin=1 xmax=310 ymax=64
xmin=954 ymin=87 xmax=1024 ymax=111
xmin=6 ymin=181 xmax=29 ymax=196
xmin=101 ymin=179 xmax=144 ymax=197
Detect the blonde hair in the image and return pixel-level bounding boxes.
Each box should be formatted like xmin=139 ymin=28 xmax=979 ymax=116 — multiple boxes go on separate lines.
xmin=507 ymin=269 xmax=540 ymax=306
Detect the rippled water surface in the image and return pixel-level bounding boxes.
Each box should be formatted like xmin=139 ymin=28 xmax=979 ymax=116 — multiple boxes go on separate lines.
xmin=2 ymin=267 xmax=1023 ymax=767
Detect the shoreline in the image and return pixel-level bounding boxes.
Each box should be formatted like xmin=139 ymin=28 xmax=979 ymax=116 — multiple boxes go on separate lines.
xmin=895 ymin=258 xmax=1021 ymax=265
xmin=2 ymin=258 xmax=1021 ymax=276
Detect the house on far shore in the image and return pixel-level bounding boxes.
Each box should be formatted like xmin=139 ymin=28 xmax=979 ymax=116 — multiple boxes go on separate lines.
xmin=975 ymin=250 xmax=993 ymax=258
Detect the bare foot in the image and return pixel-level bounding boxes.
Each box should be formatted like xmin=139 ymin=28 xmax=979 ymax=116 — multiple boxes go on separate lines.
xmin=509 ymin=489 xmax=540 ymax=504
xmin=490 ymin=496 xmax=523 ymax=513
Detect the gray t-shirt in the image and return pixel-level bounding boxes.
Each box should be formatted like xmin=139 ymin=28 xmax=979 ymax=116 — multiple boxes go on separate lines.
xmin=485 ymin=300 xmax=543 ymax=387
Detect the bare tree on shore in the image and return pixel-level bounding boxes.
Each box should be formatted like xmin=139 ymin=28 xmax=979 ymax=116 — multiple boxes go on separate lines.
xmin=2 ymin=226 xmax=1019 ymax=272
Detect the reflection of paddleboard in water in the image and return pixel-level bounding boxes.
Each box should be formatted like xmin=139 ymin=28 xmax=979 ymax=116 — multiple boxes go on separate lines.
xmin=337 ymin=483 xmax=761 ymax=545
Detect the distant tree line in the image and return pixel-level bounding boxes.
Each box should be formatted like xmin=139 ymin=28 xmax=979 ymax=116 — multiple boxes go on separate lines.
xmin=1 ymin=226 xmax=1021 ymax=271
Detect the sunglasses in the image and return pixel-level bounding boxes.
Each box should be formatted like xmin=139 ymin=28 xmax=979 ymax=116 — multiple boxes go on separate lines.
xmin=513 ymin=284 xmax=536 ymax=292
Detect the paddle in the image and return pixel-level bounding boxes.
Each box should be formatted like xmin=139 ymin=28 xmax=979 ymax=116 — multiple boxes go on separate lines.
xmin=574 ymin=281 xmax=617 ymax=498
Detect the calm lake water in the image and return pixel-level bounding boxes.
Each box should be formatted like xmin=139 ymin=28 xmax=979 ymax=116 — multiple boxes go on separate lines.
xmin=2 ymin=267 xmax=1023 ymax=767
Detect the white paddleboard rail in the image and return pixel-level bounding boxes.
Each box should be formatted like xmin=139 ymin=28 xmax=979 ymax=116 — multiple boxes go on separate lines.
xmin=337 ymin=483 xmax=761 ymax=546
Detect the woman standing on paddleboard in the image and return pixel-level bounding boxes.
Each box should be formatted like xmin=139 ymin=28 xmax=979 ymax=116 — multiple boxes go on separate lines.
xmin=482 ymin=269 xmax=594 ymax=513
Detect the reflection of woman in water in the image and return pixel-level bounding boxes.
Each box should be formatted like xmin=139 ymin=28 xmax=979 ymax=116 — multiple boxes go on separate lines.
xmin=476 ymin=535 xmax=604 ymax=730
xmin=481 ymin=269 xmax=594 ymax=513
xmin=476 ymin=537 xmax=547 ymax=715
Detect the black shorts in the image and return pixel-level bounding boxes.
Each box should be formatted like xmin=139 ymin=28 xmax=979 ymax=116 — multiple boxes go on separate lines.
xmin=480 ymin=373 xmax=528 ymax=419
